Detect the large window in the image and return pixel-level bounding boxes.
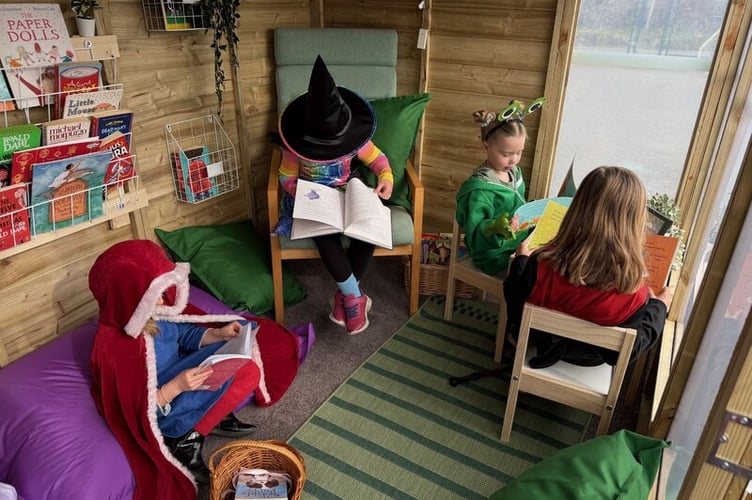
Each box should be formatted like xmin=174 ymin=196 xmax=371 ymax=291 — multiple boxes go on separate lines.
xmin=551 ymin=0 xmax=727 ymax=198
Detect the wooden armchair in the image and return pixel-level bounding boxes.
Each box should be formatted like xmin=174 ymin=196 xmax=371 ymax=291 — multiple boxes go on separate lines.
xmin=267 ymin=27 xmax=424 ymax=323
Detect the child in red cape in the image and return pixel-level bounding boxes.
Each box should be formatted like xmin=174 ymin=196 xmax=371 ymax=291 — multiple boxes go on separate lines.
xmin=88 ymin=240 xmax=299 ymax=498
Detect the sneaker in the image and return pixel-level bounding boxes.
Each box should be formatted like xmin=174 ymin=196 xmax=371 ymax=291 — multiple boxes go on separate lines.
xmin=343 ymin=293 xmax=372 ymax=335
xmin=210 ymin=413 xmax=257 ymax=438
xmin=328 ymin=290 xmax=346 ymax=327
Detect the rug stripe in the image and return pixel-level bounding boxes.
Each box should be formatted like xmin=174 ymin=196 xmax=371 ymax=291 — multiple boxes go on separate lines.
xmin=289 ymin=296 xmax=590 ymax=499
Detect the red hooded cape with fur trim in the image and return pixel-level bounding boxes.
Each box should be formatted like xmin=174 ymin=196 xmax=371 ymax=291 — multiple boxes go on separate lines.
xmin=88 ymin=240 xmax=299 ymax=499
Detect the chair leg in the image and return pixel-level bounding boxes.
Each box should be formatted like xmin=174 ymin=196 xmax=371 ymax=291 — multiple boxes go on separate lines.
xmin=596 ymin=405 xmax=615 ymax=435
xmin=500 ymin=373 xmax=521 ymax=442
xmin=444 ymin=278 xmax=456 ymax=321
xmin=270 ymin=240 xmax=285 ymax=324
xmin=408 ymin=251 xmax=421 ymax=315
xmin=494 ymin=300 xmax=508 ymax=363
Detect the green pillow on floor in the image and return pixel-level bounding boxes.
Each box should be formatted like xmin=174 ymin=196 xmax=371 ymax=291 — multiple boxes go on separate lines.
xmin=489 ymin=429 xmax=669 ymax=500
xmin=155 ymin=220 xmax=306 ymax=315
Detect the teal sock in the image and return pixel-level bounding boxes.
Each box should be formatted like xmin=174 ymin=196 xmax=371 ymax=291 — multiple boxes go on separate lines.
xmin=337 ymin=274 xmax=361 ymax=297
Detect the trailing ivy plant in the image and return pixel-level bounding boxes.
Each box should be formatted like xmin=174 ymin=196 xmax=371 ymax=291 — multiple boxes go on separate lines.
xmin=199 ymin=0 xmax=240 ymax=118
xmin=647 ymin=193 xmax=686 ymax=269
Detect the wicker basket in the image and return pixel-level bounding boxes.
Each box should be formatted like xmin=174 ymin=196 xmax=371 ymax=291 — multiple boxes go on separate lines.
xmin=208 ymin=439 xmax=306 ymax=500
xmin=403 ymin=257 xmax=477 ymax=298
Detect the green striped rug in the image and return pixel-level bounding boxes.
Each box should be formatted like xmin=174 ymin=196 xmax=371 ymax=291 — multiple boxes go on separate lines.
xmin=289 ymin=296 xmax=590 ymax=499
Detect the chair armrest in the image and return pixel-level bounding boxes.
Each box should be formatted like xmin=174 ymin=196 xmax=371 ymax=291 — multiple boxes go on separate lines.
xmin=268 ymin=146 xmax=282 ymax=228
xmin=404 ymin=158 xmax=424 ymax=241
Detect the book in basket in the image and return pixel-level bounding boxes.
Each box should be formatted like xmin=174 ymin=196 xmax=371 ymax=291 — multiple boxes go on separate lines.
xmin=198 ymin=321 xmax=258 ymax=391
xmin=234 ymin=469 xmax=291 ymax=500
xmin=291 ymin=177 xmax=392 ymax=249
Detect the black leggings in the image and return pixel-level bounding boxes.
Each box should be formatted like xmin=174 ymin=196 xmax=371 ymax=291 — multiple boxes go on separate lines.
xmin=313 ymin=234 xmax=375 ymax=283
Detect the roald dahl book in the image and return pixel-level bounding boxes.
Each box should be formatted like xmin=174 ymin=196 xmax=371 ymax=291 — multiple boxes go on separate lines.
xmin=29 ymin=149 xmax=112 ymax=235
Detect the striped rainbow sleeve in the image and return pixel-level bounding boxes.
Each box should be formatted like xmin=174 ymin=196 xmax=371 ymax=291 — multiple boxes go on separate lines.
xmin=279 ymin=148 xmax=300 ymax=195
xmin=358 ymin=141 xmax=393 ymax=184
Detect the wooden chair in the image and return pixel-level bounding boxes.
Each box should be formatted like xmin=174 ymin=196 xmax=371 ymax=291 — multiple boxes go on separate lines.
xmin=443 ymin=218 xmax=507 ymax=363
xmin=267 ymin=27 xmax=423 ymax=323
xmin=500 ymin=303 xmax=636 ymax=442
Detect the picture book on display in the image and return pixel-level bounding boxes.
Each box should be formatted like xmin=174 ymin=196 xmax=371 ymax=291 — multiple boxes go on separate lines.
xmin=0 ymin=72 xmax=15 ymax=112
xmin=524 ymin=198 xmax=571 ymax=250
xmin=291 ymin=177 xmax=392 ymax=249
xmin=171 ymin=146 xmax=217 ymax=202
xmin=41 ymin=116 xmax=92 ymax=145
xmin=10 ymin=136 xmax=100 ymax=184
xmin=0 ymin=4 xmax=76 ymax=108
xmin=54 ymin=61 xmax=103 ymax=119
xmin=90 ymin=109 xmax=133 ymax=144
xmin=98 ymin=132 xmax=135 ymax=196
xmin=0 ymin=183 xmax=30 ymax=250
xmin=0 ymin=124 xmax=42 ymax=182
xmin=198 ymin=321 xmax=258 ymax=391
xmin=29 ymin=149 xmax=112 ymax=235
xmin=61 ymin=87 xmax=123 ymax=119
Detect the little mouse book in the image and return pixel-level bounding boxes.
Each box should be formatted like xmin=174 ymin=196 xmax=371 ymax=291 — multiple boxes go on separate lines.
xmin=291 ymin=177 xmax=392 ymax=249
xmin=198 ymin=321 xmax=258 ymax=391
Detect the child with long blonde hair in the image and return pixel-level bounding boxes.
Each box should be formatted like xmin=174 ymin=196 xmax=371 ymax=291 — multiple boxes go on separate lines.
xmin=504 ymin=166 xmax=672 ymax=367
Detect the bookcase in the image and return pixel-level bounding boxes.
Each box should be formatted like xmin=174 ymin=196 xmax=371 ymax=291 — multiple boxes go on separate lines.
xmin=142 ymin=0 xmax=209 ymax=32
xmin=164 ymin=115 xmax=240 ymax=204
xmin=0 ymin=36 xmax=148 ymax=258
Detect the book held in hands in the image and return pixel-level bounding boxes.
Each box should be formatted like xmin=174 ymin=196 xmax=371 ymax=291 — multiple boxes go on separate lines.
xmin=291 ymin=177 xmax=392 ymax=249
xmin=198 ymin=321 xmax=258 ymax=391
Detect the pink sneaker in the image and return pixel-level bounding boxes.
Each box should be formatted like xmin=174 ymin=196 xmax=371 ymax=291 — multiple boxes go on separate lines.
xmin=343 ymin=293 xmax=372 ymax=335
xmin=329 ymin=290 xmax=346 ymax=327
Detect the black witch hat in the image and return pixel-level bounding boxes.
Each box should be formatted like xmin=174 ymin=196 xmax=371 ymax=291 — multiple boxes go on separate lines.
xmin=279 ymin=55 xmax=375 ymax=162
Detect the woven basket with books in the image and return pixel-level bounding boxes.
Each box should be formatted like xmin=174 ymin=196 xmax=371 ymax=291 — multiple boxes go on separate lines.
xmin=208 ymin=439 xmax=306 ymax=500
xmin=403 ymin=258 xmax=477 ymax=298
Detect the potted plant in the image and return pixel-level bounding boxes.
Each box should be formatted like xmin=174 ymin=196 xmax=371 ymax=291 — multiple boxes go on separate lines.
xmin=71 ymin=0 xmax=100 ymax=36
xmin=199 ymin=0 xmax=240 ymax=118
xmin=648 ymin=193 xmax=685 ymax=270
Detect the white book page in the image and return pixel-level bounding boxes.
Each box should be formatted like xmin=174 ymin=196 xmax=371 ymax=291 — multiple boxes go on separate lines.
xmin=213 ymin=321 xmax=258 ymax=356
xmin=343 ymin=178 xmax=392 ymax=249
xmin=292 ymin=179 xmax=345 ymax=229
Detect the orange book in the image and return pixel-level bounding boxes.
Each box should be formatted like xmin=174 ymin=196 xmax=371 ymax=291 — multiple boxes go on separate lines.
xmin=643 ymin=233 xmax=680 ymax=292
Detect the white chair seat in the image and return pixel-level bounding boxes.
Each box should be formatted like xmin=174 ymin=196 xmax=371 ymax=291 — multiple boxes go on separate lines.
xmin=523 ymin=347 xmax=612 ymax=395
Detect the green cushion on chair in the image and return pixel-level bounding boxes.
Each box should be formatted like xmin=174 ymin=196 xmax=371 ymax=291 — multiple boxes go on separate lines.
xmin=488 ymin=429 xmax=669 ymax=500
xmin=155 ymin=220 xmax=306 ymax=315
xmin=359 ymin=93 xmax=431 ymax=212
xmin=279 ymin=205 xmax=414 ymax=250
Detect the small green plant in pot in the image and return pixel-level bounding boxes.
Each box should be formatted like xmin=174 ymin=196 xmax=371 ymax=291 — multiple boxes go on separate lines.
xmin=647 ymin=193 xmax=685 ymax=270
xmin=71 ymin=0 xmax=100 ymax=36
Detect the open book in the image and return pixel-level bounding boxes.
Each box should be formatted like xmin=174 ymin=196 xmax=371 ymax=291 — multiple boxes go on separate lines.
xmin=198 ymin=321 xmax=258 ymax=391
xmin=291 ymin=178 xmax=392 ymax=249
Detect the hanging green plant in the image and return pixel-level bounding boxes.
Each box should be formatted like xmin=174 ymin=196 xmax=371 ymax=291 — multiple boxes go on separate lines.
xmin=198 ymin=0 xmax=240 ymax=118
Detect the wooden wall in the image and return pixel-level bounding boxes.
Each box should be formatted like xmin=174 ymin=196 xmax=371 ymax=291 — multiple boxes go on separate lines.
xmin=0 ymin=0 xmax=558 ymax=365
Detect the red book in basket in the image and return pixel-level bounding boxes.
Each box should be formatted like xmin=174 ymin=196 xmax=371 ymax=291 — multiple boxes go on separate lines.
xmin=198 ymin=321 xmax=258 ymax=391
xmin=98 ymin=131 xmax=134 ymax=196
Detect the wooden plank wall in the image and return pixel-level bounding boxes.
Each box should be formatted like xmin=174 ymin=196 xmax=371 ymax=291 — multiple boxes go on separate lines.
xmin=0 ymin=0 xmax=559 ymax=365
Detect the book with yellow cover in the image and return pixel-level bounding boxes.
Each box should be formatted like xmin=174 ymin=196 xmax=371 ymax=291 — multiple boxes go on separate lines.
xmin=526 ymin=200 xmax=570 ymax=250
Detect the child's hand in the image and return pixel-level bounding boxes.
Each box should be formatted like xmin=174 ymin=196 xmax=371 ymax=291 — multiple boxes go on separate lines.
xmin=374 ymin=179 xmax=393 ymax=200
xmin=649 ymin=286 xmax=674 ymax=308
xmin=202 ymin=321 xmax=242 ymax=345
xmin=173 ymin=366 xmax=214 ymax=393
xmin=515 ymin=236 xmax=532 ymax=257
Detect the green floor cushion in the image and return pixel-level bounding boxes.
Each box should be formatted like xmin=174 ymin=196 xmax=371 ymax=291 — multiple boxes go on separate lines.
xmin=155 ymin=220 xmax=306 ymax=315
xmin=358 ymin=93 xmax=431 ymax=212
xmin=489 ymin=429 xmax=669 ymax=500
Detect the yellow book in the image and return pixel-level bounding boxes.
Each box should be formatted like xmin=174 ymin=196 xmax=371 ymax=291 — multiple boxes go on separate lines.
xmin=527 ymin=200 xmax=569 ymax=250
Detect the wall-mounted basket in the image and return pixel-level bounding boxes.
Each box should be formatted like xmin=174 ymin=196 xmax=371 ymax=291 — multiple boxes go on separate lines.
xmin=142 ymin=0 xmax=208 ymax=31
xmin=164 ymin=115 xmax=239 ymax=204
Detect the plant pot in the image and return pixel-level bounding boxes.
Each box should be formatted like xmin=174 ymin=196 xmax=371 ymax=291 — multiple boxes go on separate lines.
xmin=75 ymin=16 xmax=96 ymax=37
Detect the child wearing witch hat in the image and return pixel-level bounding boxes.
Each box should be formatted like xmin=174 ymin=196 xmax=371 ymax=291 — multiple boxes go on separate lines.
xmin=276 ymin=55 xmax=393 ymax=335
